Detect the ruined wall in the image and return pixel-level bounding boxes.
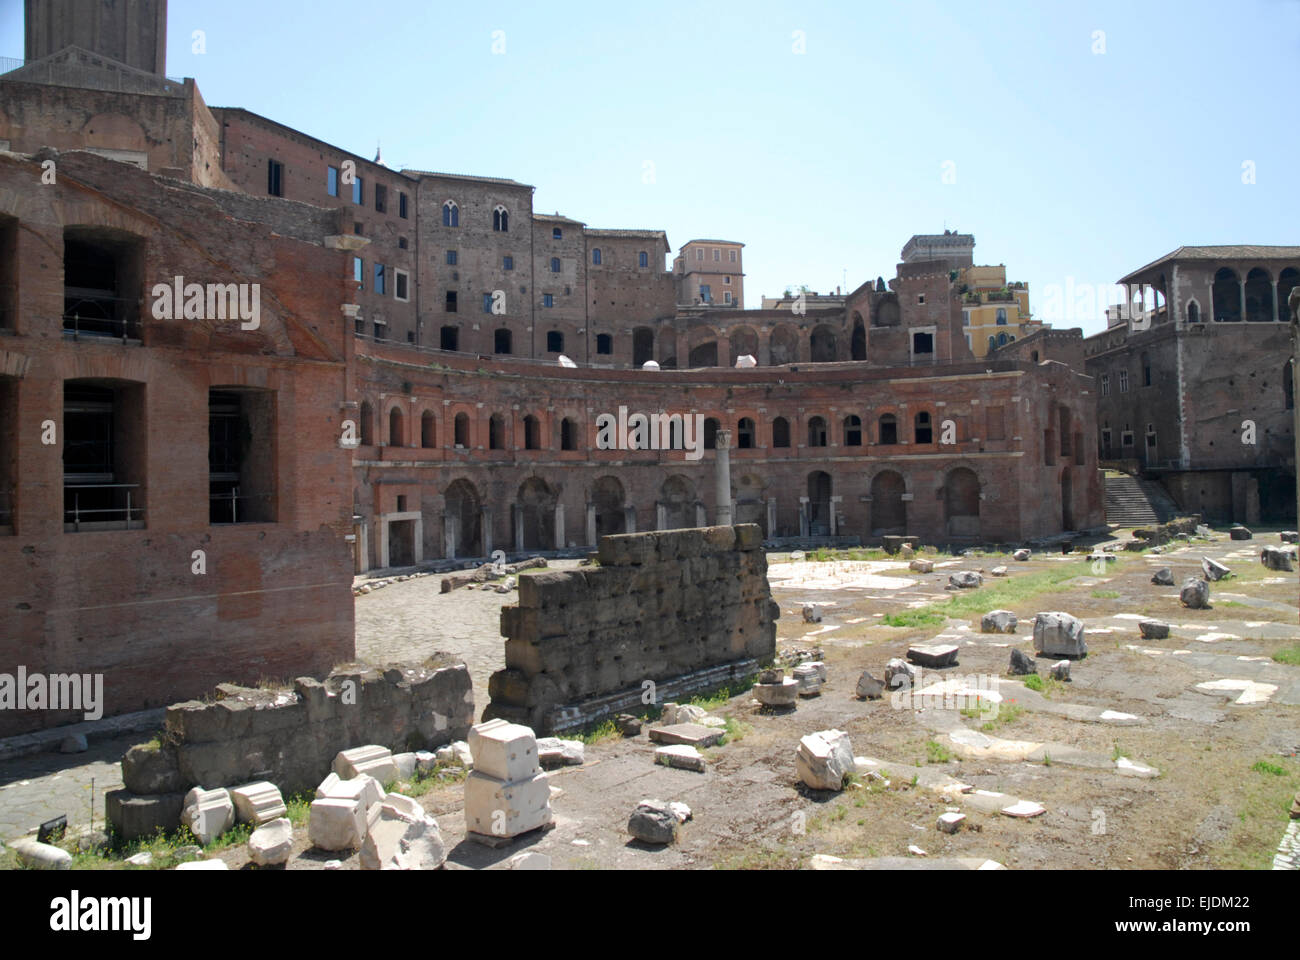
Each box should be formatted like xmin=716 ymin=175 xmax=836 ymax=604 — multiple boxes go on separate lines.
xmin=484 ymin=525 xmax=777 ymax=733
xmin=108 ymin=661 xmax=474 ymax=838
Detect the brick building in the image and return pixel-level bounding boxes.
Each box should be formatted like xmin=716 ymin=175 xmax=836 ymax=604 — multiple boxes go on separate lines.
xmin=0 ymin=0 xmax=1106 ymax=731
xmin=1082 ymin=246 xmax=1299 ymax=523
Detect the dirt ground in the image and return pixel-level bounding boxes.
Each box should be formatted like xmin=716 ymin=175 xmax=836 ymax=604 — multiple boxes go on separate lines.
xmin=202 ymin=524 xmax=1300 ymax=871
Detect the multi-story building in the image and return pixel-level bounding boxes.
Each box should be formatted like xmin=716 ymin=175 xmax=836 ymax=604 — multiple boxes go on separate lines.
xmin=900 ymin=231 xmax=975 ymax=268
xmin=959 ymin=266 xmax=1036 ymax=357
xmin=674 ymin=240 xmax=744 ymax=308
xmin=1083 ymin=246 xmax=1300 ymax=523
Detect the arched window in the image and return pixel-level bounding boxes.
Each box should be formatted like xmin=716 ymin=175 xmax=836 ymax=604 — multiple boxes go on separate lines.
xmin=843 ymin=415 xmax=862 ymax=447
xmin=592 ymin=248 xmax=602 ymax=265
xmin=997 ymin=332 xmax=1008 ymax=346
xmin=442 ymin=201 xmax=458 ymax=227
xmin=561 ymin=417 xmax=577 ymax=450
xmin=454 ymin=412 xmax=469 ymax=448
xmin=494 ymin=328 xmax=512 ymax=354
xmin=737 ymin=417 xmax=756 ymax=449
xmin=808 ymin=416 xmax=828 ymax=447
xmin=492 ymin=205 xmax=508 ymax=232
xmin=987 ymin=335 xmax=996 ymax=351
xmin=1278 ymin=269 xmax=1300 ymax=321
xmin=489 ymin=413 xmax=505 ymax=449
xmin=1187 ymin=300 xmax=1201 ymax=323
xmin=1213 ymin=267 xmax=1241 ymax=322
xmin=421 ymin=410 xmax=436 ymax=448
xmin=878 ymin=413 xmax=898 ymax=445
xmin=1245 ymin=268 xmax=1273 ymax=322
xmin=388 ymin=407 xmax=405 ymax=447
xmin=546 ymin=330 xmax=564 ymax=353
xmin=996 ymin=308 xmax=1007 ymax=325
xmin=772 ymin=417 xmax=790 ymax=448
xmin=914 ymin=411 xmax=932 ymax=444
xmin=638 ymin=251 xmax=648 ymax=268
xmin=596 ymin=333 xmax=612 ymax=355
xmin=523 ymin=415 xmax=540 ymax=450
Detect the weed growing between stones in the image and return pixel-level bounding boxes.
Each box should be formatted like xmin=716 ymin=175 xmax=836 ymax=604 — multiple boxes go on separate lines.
xmin=925 ymin=740 xmax=952 ymax=764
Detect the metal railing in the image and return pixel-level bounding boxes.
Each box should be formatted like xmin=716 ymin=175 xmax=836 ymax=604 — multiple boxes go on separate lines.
xmin=63 ymin=483 xmax=143 ymax=530
xmin=63 ymin=290 xmax=141 ymax=342
xmin=210 ymin=488 xmax=274 ymax=525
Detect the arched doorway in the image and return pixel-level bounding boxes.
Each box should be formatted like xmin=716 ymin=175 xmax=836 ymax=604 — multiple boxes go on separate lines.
xmin=661 ymin=475 xmax=697 ymax=529
xmin=592 ymin=475 xmax=626 ymax=538
xmin=517 ymin=477 xmax=556 ymax=550
xmin=870 ymin=471 xmax=907 ymax=536
xmin=810 ymin=324 xmax=837 ymax=362
xmin=443 ymin=479 xmax=481 ymax=557
xmin=944 ymin=467 xmax=980 ymax=538
xmin=769 ymin=324 xmax=798 ymax=365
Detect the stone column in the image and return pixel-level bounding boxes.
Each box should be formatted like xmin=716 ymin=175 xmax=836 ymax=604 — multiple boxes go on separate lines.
xmin=1239 ymin=278 xmax=1247 ymax=323
xmin=799 ymin=496 xmax=810 ymax=537
xmin=444 ymin=514 xmax=458 ymax=560
xmin=656 ymin=502 xmax=667 ymax=530
xmin=481 ymin=507 xmax=492 ymax=557
xmin=513 ymin=504 xmax=525 ymax=551
xmin=586 ymin=503 xmax=597 ymax=547
xmin=767 ymin=498 xmax=778 ymax=538
xmin=829 ymin=495 xmax=842 ymax=536
xmin=1272 ymin=280 xmax=1280 ymax=322
xmin=553 ymin=503 xmax=565 ymax=550
xmin=624 ymin=505 xmax=637 ymax=534
xmin=695 ymin=503 xmax=707 ymax=528
xmin=714 ymin=429 xmax=733 ymax=526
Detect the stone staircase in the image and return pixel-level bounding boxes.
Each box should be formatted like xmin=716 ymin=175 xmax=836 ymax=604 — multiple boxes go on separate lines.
xmin=1104 ymin=474 xmax=1178 ymax=526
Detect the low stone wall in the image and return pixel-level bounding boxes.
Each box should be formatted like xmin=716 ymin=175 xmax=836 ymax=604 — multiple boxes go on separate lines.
xmin=1126 ymin=515 xmax=1202 ymax=549
xmin=108 ymin=660 xmax=473 ymax=840
xmin=485 ymin=524 xmax=778 ymax=734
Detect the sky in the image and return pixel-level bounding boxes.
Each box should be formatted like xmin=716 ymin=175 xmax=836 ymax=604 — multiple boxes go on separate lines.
xmin=3 ymin=0 xmax=1297 ymax=336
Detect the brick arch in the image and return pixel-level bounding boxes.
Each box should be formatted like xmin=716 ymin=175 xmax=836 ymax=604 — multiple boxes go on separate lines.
xmin=81 ymin=112 xmax=150 ymax=153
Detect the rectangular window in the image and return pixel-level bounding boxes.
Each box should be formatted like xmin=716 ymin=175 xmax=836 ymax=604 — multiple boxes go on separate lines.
xmin=503 ymin=255 xmax=514 ymax=271
xmin=639 ymin=251 xmax=648 ymax=268
xmin=543 ymin=293 xmax=554 ymax=308
xmin=399 ymin=192 xmax=408 ymax=219
xmin=724 ymin=275 xmax=731 ymax=284
xmin=445 ymin=291 xmax=457 ymax=312
xmin=551 ymin=257 xmax=561 ymax=273
xmin=447 ymin=250 xmax=458 ymax=266
xmin=395 ymin=270 xmax=409 ymax=302
xmin=327 ymin=165 xmax=339 ymax=197
xmin=553 ymin=227 xmax=562 ymax=240
xmin=352 ymin=176 xmax=363 ymax=205
xmin=441 ymin=326 xmax=459 ymax=350
xmin=700 ymin=284 xmax=711 ymax=302
xmin=696 ymin=249 xmax=703 ymax=261
xmin=482 ymin=293 xmax=494 ymax=314
xmin=209 ymin=389 xmax=276 ymax=524
xmin=267 ymin=159 xmax=283 ymax=197
xmin=712 ymin=248 xmax=720 ymax=261
xmin=1100 ymin=374 xmax=1110 ymax=396
xmin=1119 ymin=369 xmax=1129 ymax=393
xmin=729 ymin=249 xmax=737 ymax=262
xmin=62 ymin=229 xmax=143 ymax=340
xmin=374 ymin=263 xmax=387 ymax=296
xmin=398 ymin=237 xmax=408 ymax=250
xmin=724 ymin=291 xmax=732 ymax=304
xmin=353 ymin=257 xmax=364 ymax=289
xmin=63 ymin=381 xmax=146 ymax=531
xmin=375 ymin=184 xmax=387 ymax=213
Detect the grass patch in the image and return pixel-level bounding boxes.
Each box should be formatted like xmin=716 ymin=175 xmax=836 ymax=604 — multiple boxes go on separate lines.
xmin=980 ymin=703 xmax=1024 ymax=731
xmin=1252 ymin=760 xmax=1288 ymax=777
xmin=684 ymin=680 xmax=753 ymax=713
xmin=1091 ymin=590 xmax=1120 ymax=599
xmin=884 ymin=560 xmax=1104 ymax=628
xmin=574 ymin=718 xmax=623 ymax=746
xmin=925 ymin=740 xmax=952 ymax=764
xmin=717 ymin=716 xmax=751 ymax=746
xmin=1022 ymin=674 xmax=1045 ymax=692
xmin=713 ymin=845 xmax=801 ymax=870
xmin=1273 ymin=644 xmax=1300 ymax=666
xmin=882 ymin=609 xmax=946 ymax=628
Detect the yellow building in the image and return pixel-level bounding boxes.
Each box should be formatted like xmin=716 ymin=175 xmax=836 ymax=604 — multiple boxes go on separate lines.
xmin=958 ymin=265 xmax=1036 ymax=357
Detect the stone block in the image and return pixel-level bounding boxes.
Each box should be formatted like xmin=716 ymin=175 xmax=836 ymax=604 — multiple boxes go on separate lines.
xmin=802 ymin=603 xmax=823 ymax=623
xmin=1180 ymin=578 xmax=1210 ymax=609
xmin=735 ymin=524 xmax=763 ymax=550
xmin=628 ymin=799 xmax=678 ymax=844
xmin=1229 ymin=525 xmax=1252 ymax=540
xmin=316 ymin=772 xmax=341 ymax=798
xmin=392 ymin=753 xmax=418 ymax=780
xmin=322 ymin=773 xmax=385 ymax=812
xmin=248 ymin=818 xmax=294 ymax=866
xmin=1032 ymin=612 xmax=1086 ymax=658
xmin=1049 ymin=660 xmax=1071 ymax=682
xmin=793 ymin=663 xmax=823 ymax=696
xmin=1009 ymin=649 xmax=1036 ymax=676
xmin=464 ymin=770 xmax=553 ymax=839
xmin=230 ymin=781 xmax=287 ymax=825
xmin=660 ymin=703 xmax=708 ymax=726
xmin=1280 ymin=531 xmax=1299 ymax=544
xmin=1201 ymin=557 xmax=1231 ymax=581
xmin=796 ymin=729 xmax=853 ymax=791
xmin=1261 ymin=546 xmax=1294 ymax=571
xmin=754 ymin=678 xmax=799 ymax=706
xmin=333 ymin=745 xmax=397 ymax=784
xmin=361 ymin=797 xmax=446 ymax=870
xmin=981 ymin=610 xmax=1018 ymax=634
xmin=468 ymin=719 xmax=541 ymax=782
xmin=855 ymin=671 xmax=884 ymax=700
xmin=536 ymin=737 xmax=585 ymax=767
xmin=647 ymin=723 xmax=723 ymax=747
xmin=106 ymin=789 xmax=185 ymax=842
xmin=909 ymin=559 xmax=934 ymax=573
xmin=1151 ymin=567 xmax=1175 ymax=586
xmin=1139 ymin=620 xmax=1170 ymax=640
xmin=308 ymin=796 xmax=366 ymax=851
xmin=507 ymin=852 xmax=552 ymax=869
xmin=183 ymin=787 xmax=235 ymax=845
xmin=121 ymin=742 xmax=185 ymax=795
xmin=885 ymin=658 xmax=916 ymax=689
xmin=949 ymin=571 xmax=983 ymax=589
xmin=10 ymin=838 xmax=72 ymax=870
xmin=655 ymin=744 xmax=706 ymax=772
xmin=1013 ymin=549 xmax=1031 ymax=561
xmin=937 ymin=812 xmax=965 ymax=834
xmin=907 ymin=643 xmax=959 ymax=668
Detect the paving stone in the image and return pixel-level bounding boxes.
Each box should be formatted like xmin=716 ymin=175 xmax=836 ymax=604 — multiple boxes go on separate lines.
xmin=655 ymin=744 xmax=706 ymax=772
xmin=1001 ymin=800 xmax=1046 ymax=818
xmin=907 ymin=643 xmax=959 ymax=668
xmin=937 ymin=811 xmax=966 ymax=833
xmin=536 ymin=737 xmax=585 ymax=767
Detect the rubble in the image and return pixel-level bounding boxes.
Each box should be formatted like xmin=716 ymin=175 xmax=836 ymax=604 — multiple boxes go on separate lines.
xmin=628 ymin=799 xmax=678 ymax=845
xmin=796 ymin=729 xmax=853 ymax=791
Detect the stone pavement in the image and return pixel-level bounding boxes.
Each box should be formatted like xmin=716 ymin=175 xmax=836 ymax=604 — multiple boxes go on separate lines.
xmin=0 ymin=733 xmax=133 ymax=842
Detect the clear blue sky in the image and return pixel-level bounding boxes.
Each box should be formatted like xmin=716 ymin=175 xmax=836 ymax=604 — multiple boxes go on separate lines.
xmin=3 ymin=0 xmax=1297 ymax=335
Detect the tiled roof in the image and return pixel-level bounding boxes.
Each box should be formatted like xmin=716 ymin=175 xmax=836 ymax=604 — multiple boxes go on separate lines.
xmin=401 ymin=169 xmax=533 ymax=188
xmin=1119 ymin=245 xmax=1300 ymax=282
